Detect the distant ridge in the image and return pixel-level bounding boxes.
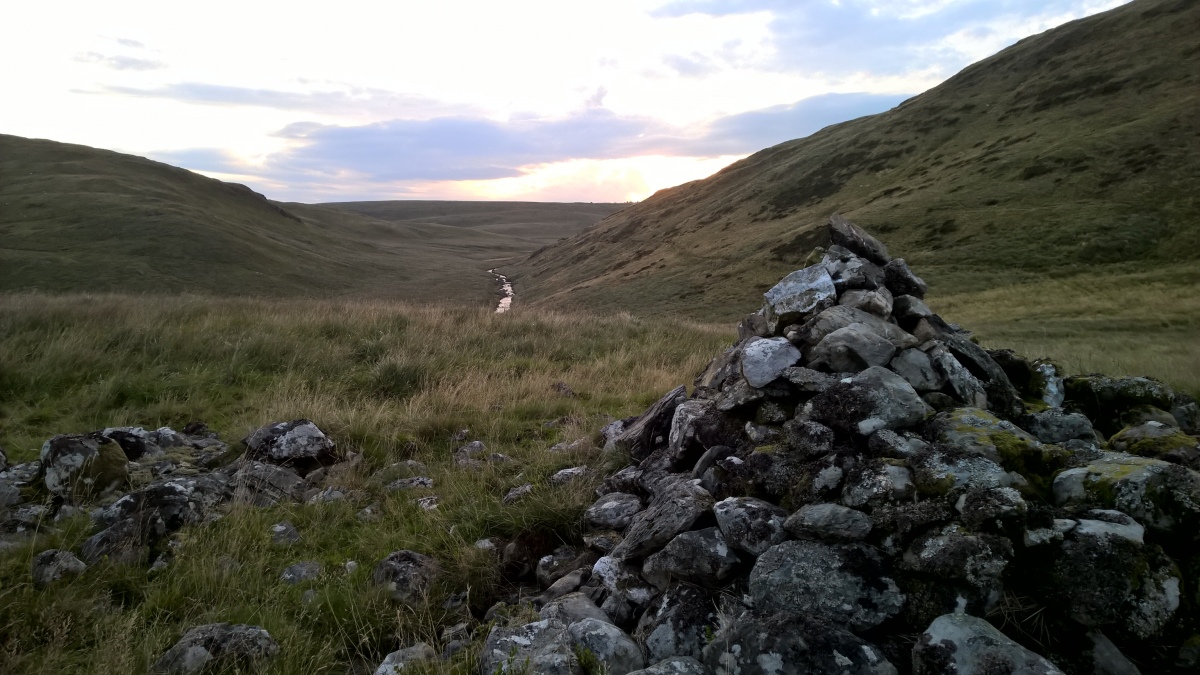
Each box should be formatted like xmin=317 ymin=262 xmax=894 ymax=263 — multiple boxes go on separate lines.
xmin=511 ymin=0 xmax=1200 ymax=321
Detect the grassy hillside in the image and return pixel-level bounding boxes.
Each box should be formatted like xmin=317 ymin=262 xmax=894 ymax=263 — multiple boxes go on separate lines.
xmin=511 ymin=0 xmax=1200 ymax=323
xmin=0 ymin=135 xmax=619 ymax=304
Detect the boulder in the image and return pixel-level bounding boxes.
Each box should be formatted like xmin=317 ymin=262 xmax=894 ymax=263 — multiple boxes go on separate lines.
xmin=1109 ymin=422 xmax=1198 ymax=464
xmin=39 ymin=433 xmax=129 ymax=501
xmin=703 ymin=610 xmax=897 ymax=675
xmin=1064 ymin=375 xmax=1175 ymax=436
xmin=912 ymin=613 xmax=1062 ymax=675
xmin=748 ymin=540 xmax=904 ymax=631
xmin=31 ymin=548 xmax=87 ymax=588
xmin=741 ymin=337 xmax=802 ymax=388
xmin=889 ymin=348 xmax=945 ymax=392
xmin=713 ymin=496 xmax=788 ymax=556
xmin=910 ymin=446 xmax=1017 ymax=496
xmin=540 ymin=592 xmax=612 ymax=626
xmin=1053 ymin=452 xmax=1200 ymax=535
xmin=797 ymin=305 xmax=918 ymax=351
xmin=842 ymin=461 xmax=914 ymax=508
xmin=762 ymin=265 xmax=838 ymax=332
xmin=829 ymin=213 xmax=890 ymax=265
xmin=1171 ymin=393 xmax=1200 ymax=434
xmin=567 ymin=618 xmax=644 ymax=675
xmin=585 ymin=493 xmax=644 ymax=530
xmin=784 ymin=503 xmax=873 ymax=542
xmin=613 ymin=386 xmax=687 ymax=461
xmin=808 ymin=324 xmax=897 ymax=373
xmin=666 ymin=399 xmax=731 ymax=470
xmin=232 ymin=461 xmax=306 ymax=506
xmin=610 ymin=480 xmax=714 ymax=560
xmin=809 ymin=366 xmax=932 ymax=435
xmin=372 ymin=550 xmax=438 ymax=604
xmin=926 ymin=342 xmax=989 ymax=408
xmin=242 ymin=419 xmax=338 ymax=476
xmin=592 ymin=556 xmax=660 ymax=619
xmin=883 ymin=258 xmax=928 ymax=299
xmin=641 ymin=527 xmax=741 ymax=587
xmin=374 ymin=643 xmax=437 ymax=674
xmin=634 ymin=583 xmax=718 ymax=664
xmin=930 ymin=407 xmax=1043 ymax=465
xmin=1019 ymin=409 xmax=1096 ymax=444
xmin=901 ymin=525 xmax=1012 ymax=609
xmin=626 ymin=656 xmax=707 ymax=675
xmin=822 ymin=246 xmax=886 ymax=294
xmin=479 ymin=620 xmax=580 ymax=675
xmin=892 ymin=295 xmax=934 ymax=329
xmin=839 ymin=287 xmax=894 ymax=318
xmin=151 ymin=623 xmax=278 ymax=674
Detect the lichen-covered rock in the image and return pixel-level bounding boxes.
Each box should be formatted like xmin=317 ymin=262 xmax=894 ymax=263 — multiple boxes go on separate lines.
xmin=32 ymin=548 xmax=86 ymax=588
xmin=910 ymin=445 xmax=1017 ymax=496
xmin=537 ymin=546 xmax=597 ymax=589
xmin=610 ymin=480 xmax=713 ymax=560
xmin=1171 ymin=393 xmax=1200 ymax=434
xmin=829 ymin=214 xmax=890 ymax=265
xmin=955 ymin=487 xmax=1027 ymax=533
xmin=749 ymin=540 xmax=904 ymax=631
xmin=809 ymin=366 xmax=932 ymax=435
xmin=926 ymin=343 xmax=989 ymax=408
xmin=762 ymin=265 xmax=837 ymax=332
xmin=883 ymin=258 xmax=927 ymax=299
xmin=374 ymin=643 xmax=437 ymax=674
xmin=785 ymin=503 xmax=873 ymax=542
xmin=901 ymin=525 xmax=1012 ymax=609
xmin=1064 ymin=375 xmax=1176 ymax=437
xmin=151 ymin=623 xmax=278 ymax=674
xmin=626 ymin=656 xmax=707 ymax=675
xmin=634 ymin=583 xmax=718 ymax=664
xmin=808 ymin=324 xmax=897 ymax=373
xmin=372 ymin=550 xmax=438 ymax=604
xmin=242 ymin=419 xmax=337 ymax=476
xmin=713 ymin=496 xmax=788 ymax=556
xmin=613 ymin=386 xmax=688 ymax=461
xmin=1019 ymin=409 xmax=1096 ymax=444
xmin=842 ymin=461 xmax=914 ymax=508
xmin=839 ymin=287 xmax=894 ymax=318
xmin=823 ymin=245 xmax=887 ymax=294
xmin=567 ymin=618 xmax=644 ymax=675
xmin=232 ymin=461 xmax=306 ymax=506
xmin=798 ymin=305 xmax=918 ymax=351
xmin=890 ymin=348 xmax=945 ymax=392
xmin=585 ymin=492 xmax=644 ymax=530
xmin=912 ymin=613 xmax=1062 ymax=675
xmin=593 ymin=556 xmax=660 ymax=622
xmin=540 ymin=592 xmax=612 ymax=626
xmin=741 ymin=337 xmax=802 ymax=388
xmin=1053 ymin=452 xmax=1200 ymax=535
xmin=40 ymin=433 xmax=129 ymax=501
xmin=703 ymin=610 xmax=897 ymax=675
xmin=1109 ymin=422 xmax=1198 ymax=464
xmin=479 ymin=620 xmax=580 ymax=675
xmin=666 ymin=399 xmax=732 ymax=470
xmin=642 ymin=526 xmax=741 ymax=587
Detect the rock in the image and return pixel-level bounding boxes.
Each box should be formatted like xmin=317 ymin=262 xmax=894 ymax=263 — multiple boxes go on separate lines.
xmin=889 ymin=348 xmax=945 ymax=392
xmin=1087 ymin=630 xmax=1142 ymax=675
xmin=1019 ymin=409 xmax=1096 ymax=444
xmin=585 ymin=492 xmax=644 ymax=530
xmin=413 ymin=495 xmax=439 ymax=511
xmin=703 ymin=610 xmax=897 ymax=675
xmin=912 ymin=613 xmax=1062 ymax=675
xmin=0 ymin=445 xmax=6 ymax=471
xmin=567 ymin=618 xmax=644 ymax=675
xmin=593 ymin=556 xmax=661 ymax=623
xmin=0 ymin=480 xmax=22 ymax=508
xmin=613 ymin=386 xmax=688 ymax=461
xmin=892 ymin=294 xmax=934 ymax=330
xmin=713 ymin=496 xmax=789 ymax=556
xmin=641 ymin=527 xmax=741 ymax=587
xmin=868 ymin=428 xmax=929 ymax=459
xmin=741 ymin=337 xmax=802 ymax=388
xmin=83 ymin=476 xmax=228 ymax=565
xmin=955 ymin=487 xmax=1027 ymax=533
xmin=749 ymin=540 xmax=904 ymax=631
xmin=551 ymin=467 xmax=590 ymax=485
xmin=270 ymin=521 xmax=300 ymax=545
xmin=666 ymin=399 xmax=731 ymax=471
xmin=809 ymin=366 xmax=932 ymax=435
xmin=822 ymin=245 xmax=887 ymax=294
xmin=372 ymin=550 xmax=438 ymax=604
xmin=39 ymin=433 xmax=129 ymax=501
xmin=537 ymin=546 xmax=595 ymax=589
xmin=151 ymin=623 xmax=279 ymax=674
xmin=842 ymin=462 xmax=914 ymax=507
xmin=839 ymin=287 xmax=894 ymax=318
xmin=761 ymin=265 xmax=838 ymax=332
xmin=374 ymin=642 xmax=437 ymax=674
xmin=808 ymin=324 xmax=897 ymax=373
xmin=902 ymin=525 xmax=1011 ymax=610
xmin=504 ymin=483 xmax=534 ymax=504
xmin=930 ymin=407 xmax=1041 ymax=465
xmin=627 ymin=656 xmax=707 ymax=675
xmin=280 ymin=561 xmax=322 ymax=585
xmin=785 ymin=503 xmax=872 ymax=542
xmin=1052 ymin=452 xmax=1200 ymax=535
xmin=910 ymin=446 xmax=1017 ymax=496
xmin=1109 ymin=422 xmax=1198 ymax=463
xmin=799 ymin=305 xmax=918 ymax=351
xmin=242 ymin=419 xmax=338 ymax=476
xmin=610 ymin=480 xmax=714 ymax=560
xmin=883 ymin=258 xmax=927 ymax=299
xmin=829 ymin=213 xmax=890 ymax=265
xmin=232 ymin=461 xmax=306 ymax=506
xmin=691 ymin=445 xmax=735 ymax=480
xmin=1065 ymin=375 xmax=1176 ymax=436
xmin=1171 ymin=393 xmax=1200 ymax=434
xmin=926 ymin=342 xmax=989 ymax=408
xmin=386 ymin=476 xmax=433 ymax=491
xmin=634 ymin=584 xmax=717 ymax=664
xmin=479 ymin=620 xmax=580 ymax=675
xmin=584 ymin=530 xmax=623 ymax=554
xmin=31 ymin=548 xmax=86 ymax=588
xmin=307 ymin=485 xmax=363 ymax=504
xmin=540 ymin=592 xmax=612 ymax=626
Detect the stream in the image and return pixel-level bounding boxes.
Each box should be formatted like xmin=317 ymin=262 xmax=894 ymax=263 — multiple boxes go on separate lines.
xmin=489 ymin=269 xmax=514 ymax=313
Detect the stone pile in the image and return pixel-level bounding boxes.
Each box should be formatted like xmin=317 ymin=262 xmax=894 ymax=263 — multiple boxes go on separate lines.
xmin=480 ymin=215 xmax=1200 ymax=675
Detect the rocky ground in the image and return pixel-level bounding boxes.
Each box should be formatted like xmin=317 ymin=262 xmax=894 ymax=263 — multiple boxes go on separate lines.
xmin=3 ymin=216 xmax=1199 ymax=674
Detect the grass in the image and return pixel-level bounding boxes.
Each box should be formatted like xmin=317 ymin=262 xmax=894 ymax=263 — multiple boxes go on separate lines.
xmin=0 ymin=294 xmax=730 ymax=674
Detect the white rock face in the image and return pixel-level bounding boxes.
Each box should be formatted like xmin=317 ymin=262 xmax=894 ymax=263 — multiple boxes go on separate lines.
xmin=762 ymin=265 xmax=837 ymax=332
xmin=740 ymin=337 xmax=802 ymax=388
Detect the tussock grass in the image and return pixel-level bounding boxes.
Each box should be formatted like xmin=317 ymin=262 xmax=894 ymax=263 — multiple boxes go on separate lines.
xmin=0 ymin=293 xmax=730 ymax=673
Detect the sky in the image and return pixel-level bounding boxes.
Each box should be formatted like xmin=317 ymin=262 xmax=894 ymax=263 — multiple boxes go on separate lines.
xmin=2 ymin=0 xmax=1129 ymax=203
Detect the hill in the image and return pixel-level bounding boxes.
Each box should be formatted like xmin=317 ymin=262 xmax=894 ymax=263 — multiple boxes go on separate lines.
xmin=0 ymin=134 xmax=621 ymax=304
xmin=511 ymin=0 xmax=1200 ymax=322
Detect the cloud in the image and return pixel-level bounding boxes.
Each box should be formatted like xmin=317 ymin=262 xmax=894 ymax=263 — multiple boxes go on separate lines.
xmin=115 ymin=38 xmax=145 ymax=48
xmin=654 ymin=0 xmax=1129 ymax=76
xmin=100 ymin=82 xmax=479 ymax=119
xmin=662 ymin=53 xmax=720 ymax=78
xmin=74 ymin=51 xmax=164 ymax=71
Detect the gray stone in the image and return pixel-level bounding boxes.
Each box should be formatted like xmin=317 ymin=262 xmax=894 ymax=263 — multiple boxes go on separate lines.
xmin=610 ymin=480 xmax=714 ymax=560
xmin=374 ymin=643 xmax=437 ymax=674
xmin=839 ymin=287 xmax=893 ymax=318
xmin=667 ymin=399 xmax=730 ymax=470
xmin=927 ymin=343 xmax=989 ymax=408
xmin=551 ymin=467 xmax=590 ymax=485
xmin=703 ymin=610 xmax=897 ymax=675
xmin=823 ymin=245 xmax=887 ymax=295
xmin=585 ymin=492 xmax=643 ymax=530
xmin=372 ymin=550 xmax=438 ymax=604
xmin=910 ymin=446 xmax=1016 ymax=496
xmin=808 ymin=324 xmax=897 ymax=373
xmin=537 ymin=546 xmax=596 ymax=589
xmin=781 ymin=366 xmax=837 ymax=392
xmin=892 ymin=295 xmax=934 ymax=328
xmin=270 ymin=520 xmax=300 ymax=545
xmin=40 ymin=433 xmax=129 ymax=501
xmin=830 ymin=213 xmax=890 ymax=265
xmin=691 ymin=445 xmax=735 ymax=480
xmin=713 ymin=496 xmax=789 ymax=556
xmin=540 ymin=592 xmax=612 ymax=626
xmin=1171 ymin=393 xmax=1200 ymax=434
xmin=842 ymin=462 xmax=914 ymax=507
xmin=151 ymin=623 xmax=279 ymax=674
xmin=749 ymin=540 xmax=904 ymax=631
xmin=1052 ymin=452 xmax=1200 ymax=535
xmin=479 ymin=620 xmax=580 ymax=675
xmin=883 ymin=258 xmax=928 ymax=299
xmin=798 ymin=305 xmax=918 ymax=351
xmin=0 ymin=480 xmax=21 ymax=507
xmin=627 ymin=656 xmax=707 ymax=675
xmin=386 ymin=476 xmax=433 ymax=491
xmin=504 ymin=483 xmax=534 ymax=504
xmin=242 ymin=419 xmax=337 ymax=476
xmin=955 ymin=487 xmax=1028 ymax=532
xmin=868 ymin=429 xmax=929 ymax=459
xmin=1019 ymin=409 xmax=1096 ymax=444
xmin=592 ymin=556 xmax=660 ymax=612
xmin=912 ymin=613 xmax=1063 ymax=675
xmin=613 ymin=386 xmax=688 ymax=461
xmin=809 ymin=366 xmax=933 ymax=435
xmin=902 ymin=525 xmax=1011 ymax=607
xmin=741 ymin=337 xmax=802 ymax=388
xmin=762 ymin=265 xmax=838 ymax=332
xmin=1088 ymin=630 xmax=1142 ymax=675
xmin=931 ymin=407 xmax=1040 ymax=463
xmin=31 ymin=548 xmax=87 ymax=588
xmin=642 ymin=527 xmax=741 ymax=587
xmin=889 ymin=348 xmax=945 ymax=392
xmin=232 ymin=461 xmax=306 ymax=506
xmin=634 ymin=584 xmax=717 ymax=664
xmin=567 ymin=618 xmax=644 ymax=675
xmin=280 ymin=561 xmax=322 ymax=585
xmin=785 ymin=503 xmax=873 ymax=542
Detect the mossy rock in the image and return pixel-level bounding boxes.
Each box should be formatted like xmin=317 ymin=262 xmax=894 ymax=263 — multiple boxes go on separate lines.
xmin=1109 ymin=422 xmax=1198 ymax=459
xmin=1064 ymin=375 xmax=1175 ymax=437
xmin=39 ymin=433 xmax=130 ymax=502
xmin=1052 ymin=452 xmax=1200 ymax=535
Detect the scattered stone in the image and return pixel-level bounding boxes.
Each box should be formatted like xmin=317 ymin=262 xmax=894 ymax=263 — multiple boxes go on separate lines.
xmin=374 ymin=642 xmax=437 ymax=674
xmin=280 ymin=561 xmax=322 ymax=585
xmin=372 ymin=550 xmax=438 ymax=604
xmin=386 ymin=476 xmax=433 ymax=491
xmin=503 ymin=483 xmax=534 ymax=504
xmin=242 ymin=419 xmax=337 ymax=476
xmin=150 ymin=623 xmax=278 ymax=674
xmin=551 ymin=467 xmax=590 ymax=484
xmin=40 ymin=433 xmax=129 ymax=501
xmin=232 ymin=461 xmax=306 ymax=506
xmin=271 ymin=521 xmax=300 ymax=545
xmin=31 ymin=549 xmax=87 ymax=588
xmin=413 ymin=495 xmax=439 ymax=511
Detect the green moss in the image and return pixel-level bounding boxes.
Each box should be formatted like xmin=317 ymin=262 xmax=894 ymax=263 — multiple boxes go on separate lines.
xmin=74 ymin=439 xmax=129 ymax=500
xmin=1124 ymin=431 xmax=1197 ymax=458
xmin=992 ymin=432 xmax=1069 ymax=499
